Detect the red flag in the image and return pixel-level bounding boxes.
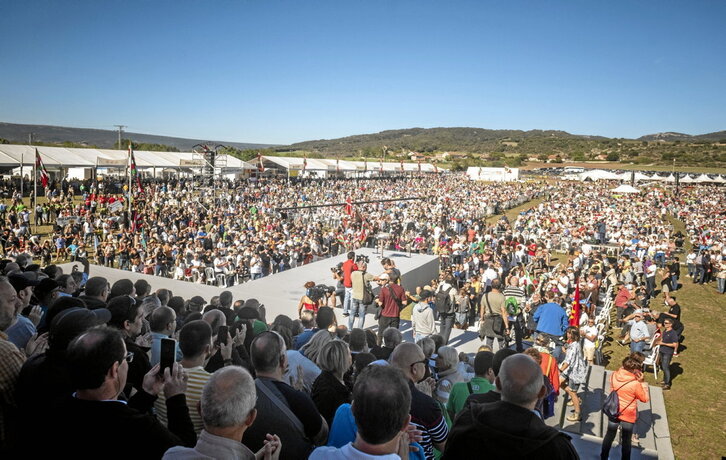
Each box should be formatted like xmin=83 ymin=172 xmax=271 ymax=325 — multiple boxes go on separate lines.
xmin=35 ymin=148 xmax=49 ymax=188
xmin=257 ymin=153 xmax=265 ymax=172
xmin=344 ymin=197 xmax=353 ymax=216
xmin=569 ymin=278 xmax=581 ymax=326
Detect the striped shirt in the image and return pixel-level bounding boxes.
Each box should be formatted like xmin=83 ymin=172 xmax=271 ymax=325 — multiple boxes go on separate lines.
xmin=154 ymin=366 xmax=210 ymax=435
xmin=0 ymin=333 xmax=25 ymax=444
xmin=409 ymin=381 xmax=448 ymax=460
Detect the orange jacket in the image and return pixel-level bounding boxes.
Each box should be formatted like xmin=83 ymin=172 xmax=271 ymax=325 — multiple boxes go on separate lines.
xmin=610 ymin=368 xmax=649 ymax=423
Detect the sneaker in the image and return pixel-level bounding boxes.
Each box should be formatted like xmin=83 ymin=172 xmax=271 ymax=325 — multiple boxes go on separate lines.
xmin=566 ymin=412 xmax=581 ymax=422
xmin=662 ymin=385 xmax=671 ymax=391
xmin=342 ymin=312 xmax=350 ymax=317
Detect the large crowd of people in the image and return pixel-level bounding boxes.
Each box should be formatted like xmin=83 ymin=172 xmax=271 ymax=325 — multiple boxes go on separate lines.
xmin=0 ymin=173 xmax=723 ymax=459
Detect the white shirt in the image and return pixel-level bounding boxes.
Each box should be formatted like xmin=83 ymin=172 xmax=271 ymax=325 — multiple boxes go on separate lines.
xmin=310 ymin=443 xmax=401 ymax=460
xmin=582 ymin=324 xmax=598 ymax=349
xmin=630 ymin=320 xmax=650 ymax=342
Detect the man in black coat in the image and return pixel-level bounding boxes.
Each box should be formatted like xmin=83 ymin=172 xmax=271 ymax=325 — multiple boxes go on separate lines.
xmin=46 ymin=327 xmax=195 ymax=459
xmin=443 ymin=354 xmax=579 ymax=460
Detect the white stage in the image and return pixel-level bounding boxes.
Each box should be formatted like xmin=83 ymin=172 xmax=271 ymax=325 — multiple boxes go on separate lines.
xmin=61 ymin=248 xmax=488 ymax=353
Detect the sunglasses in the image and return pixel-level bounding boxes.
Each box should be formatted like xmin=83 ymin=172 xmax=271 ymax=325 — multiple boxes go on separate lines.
xmin=124 ymin=352 xmax=134 ymax=363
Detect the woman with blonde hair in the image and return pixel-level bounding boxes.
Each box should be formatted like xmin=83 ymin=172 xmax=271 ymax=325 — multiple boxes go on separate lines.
xmin=311 ymin=340 xmax=352 ymax=425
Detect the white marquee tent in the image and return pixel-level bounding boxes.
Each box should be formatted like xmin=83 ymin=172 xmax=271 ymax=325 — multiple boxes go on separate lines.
xmin=465 ymin=167 xmax=520 ymax=182
xmin=612 ymin=184 xmax=640 ymax=193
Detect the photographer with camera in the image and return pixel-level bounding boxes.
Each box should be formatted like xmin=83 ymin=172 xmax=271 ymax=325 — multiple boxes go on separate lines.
xmin=350 ymin=256 xmax=377 ymax=330
xmin=341 ymin=252 xmax=358 ymax=318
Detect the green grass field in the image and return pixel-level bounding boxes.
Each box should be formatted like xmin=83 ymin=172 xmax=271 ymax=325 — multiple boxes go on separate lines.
xmin=600 ymin=217 xmax=726 ymax=459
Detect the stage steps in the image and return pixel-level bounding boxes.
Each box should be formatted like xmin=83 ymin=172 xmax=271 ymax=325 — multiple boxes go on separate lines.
xmin=547 ymin=365 xmax=673 ymax=459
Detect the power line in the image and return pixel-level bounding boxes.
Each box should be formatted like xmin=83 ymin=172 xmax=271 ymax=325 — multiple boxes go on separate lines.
xmin=114 ymin=125 xmax=127 ymax=149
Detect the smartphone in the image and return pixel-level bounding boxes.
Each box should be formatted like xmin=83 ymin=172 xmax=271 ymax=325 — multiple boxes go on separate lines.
xmin=216 ymin=325 xmax=228 ymax=346
xmin=160 ymin=338 xmax=176 ymax=375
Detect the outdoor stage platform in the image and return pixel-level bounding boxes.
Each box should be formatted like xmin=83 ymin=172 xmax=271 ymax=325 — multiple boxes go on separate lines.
xmin=61 ymin=248 xmax=481 ymax=345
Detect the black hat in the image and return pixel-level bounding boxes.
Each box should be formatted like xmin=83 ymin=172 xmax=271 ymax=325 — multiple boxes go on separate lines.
xmin=8 ymin=272 xmax=41 ymax=292
xmin=49 ymin=307 xmax=112 ymax=350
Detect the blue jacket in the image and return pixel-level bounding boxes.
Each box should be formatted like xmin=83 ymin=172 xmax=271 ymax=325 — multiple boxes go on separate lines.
xmin=533 ymin=302 xmax=569 ymax=336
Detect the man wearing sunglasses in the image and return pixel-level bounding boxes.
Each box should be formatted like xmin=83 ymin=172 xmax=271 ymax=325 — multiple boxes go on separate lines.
xmin=108 ymin=295 xmax=150 ymax=397
xmin=46 ymin=327 xmax=195 ymax=459
xmin=390 ymin=342 xmax=448 ymax=460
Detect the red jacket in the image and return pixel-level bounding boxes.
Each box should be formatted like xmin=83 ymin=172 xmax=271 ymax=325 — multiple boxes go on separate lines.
xmin=342 ymin=259 xmax=358 ymax=288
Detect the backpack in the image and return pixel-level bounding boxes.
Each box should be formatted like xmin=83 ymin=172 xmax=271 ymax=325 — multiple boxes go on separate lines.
xmin=505 ymin=296 xmax=521 ymax=316
xmin=602 ymin=380 xmax=637 ymax=422
xmin=362 ymin=279 xmax=374 ymax=304
xmin=435 ymin=286 xmax=454 ymax=315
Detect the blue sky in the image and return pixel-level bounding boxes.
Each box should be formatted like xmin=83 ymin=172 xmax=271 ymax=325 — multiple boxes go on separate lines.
xmin=1 ymin=1 xmax=724 ymax=144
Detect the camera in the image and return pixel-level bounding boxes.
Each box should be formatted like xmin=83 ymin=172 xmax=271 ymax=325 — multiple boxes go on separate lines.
xmin=356 ymin=255 xmax=370 ymax=264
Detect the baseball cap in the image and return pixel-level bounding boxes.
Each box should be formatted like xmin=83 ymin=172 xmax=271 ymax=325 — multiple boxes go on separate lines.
xmin=49 ymin=307 xmax=112 ymax=350
xmin=190 ymin=296 xmax=206 ymax=305
xmin=8 ymin=272 xmax=41 ymax=292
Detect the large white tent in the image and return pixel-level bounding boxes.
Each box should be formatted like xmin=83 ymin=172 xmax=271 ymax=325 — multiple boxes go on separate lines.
xmin=259 ymin=156 xmax=442 ymax=178
xmin=579 ymin=169 xmax=620 ymax=181
xmin=465 ymin=167 xmax=519 ymax=182
xmin=612 ymin=184 xmax=640 ymax=193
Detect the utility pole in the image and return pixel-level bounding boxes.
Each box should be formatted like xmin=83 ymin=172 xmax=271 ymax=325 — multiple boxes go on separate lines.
xmin=114 ymin=125 xmax=127 ymax=150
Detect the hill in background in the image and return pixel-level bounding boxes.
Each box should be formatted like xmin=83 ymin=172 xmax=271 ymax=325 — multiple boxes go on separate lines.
xmin=279 ymin=127 xmax=726 ymax=168
xmin=1 ymin=122 xmax=724 ymax=168
xmin=0 ymin=122 xmax=273 ymax=151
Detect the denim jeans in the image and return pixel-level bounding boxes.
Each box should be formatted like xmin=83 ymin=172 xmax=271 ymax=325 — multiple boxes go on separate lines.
xmin=601 ymin=419 xmax=634 ymax=460
xmin=439 ymin=314 xmax=455 ymax=345
xmin=343 ymin=287 xmax=353 ymax=315
xmin=671 ymin=275 xmax=678 ymax=291
xmin=630 ymin=340 xmax=645 ymax=354
xmin=694 ymin=266 xmax=705 ymax=283
xmin=348 ymin=299 xmax=366 ymax=330
xmin=660 ymin=352 xmax=673 ymax=385
xmin=718 ymin=277 xmax=726 ymax=294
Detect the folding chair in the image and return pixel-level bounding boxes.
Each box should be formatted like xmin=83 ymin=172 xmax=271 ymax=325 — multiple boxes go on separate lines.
xmin=642 ymin=345 xmax=660 ymax=382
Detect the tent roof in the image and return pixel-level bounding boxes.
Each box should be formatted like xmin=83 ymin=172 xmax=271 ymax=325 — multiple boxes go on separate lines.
xmin=579 ymin=169 xmax=620 ymax=181
xmin=612 ymin=184 xmax=640 ymax=193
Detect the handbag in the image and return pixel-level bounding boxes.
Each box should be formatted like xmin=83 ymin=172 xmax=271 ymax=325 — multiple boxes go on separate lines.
xmin=362 ymin=277 xmax=374 ymax=304
xmin=482 ymin=293 xmax=505 ymax=336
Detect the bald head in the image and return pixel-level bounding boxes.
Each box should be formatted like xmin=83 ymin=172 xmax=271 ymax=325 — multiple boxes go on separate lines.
xmin=497 ymin=354 xmax=545 ymax=408
xmin=390 ymin=342 xmax=424 ymax=381
xmin=202 ymin=309 xmax=226 ymax=336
